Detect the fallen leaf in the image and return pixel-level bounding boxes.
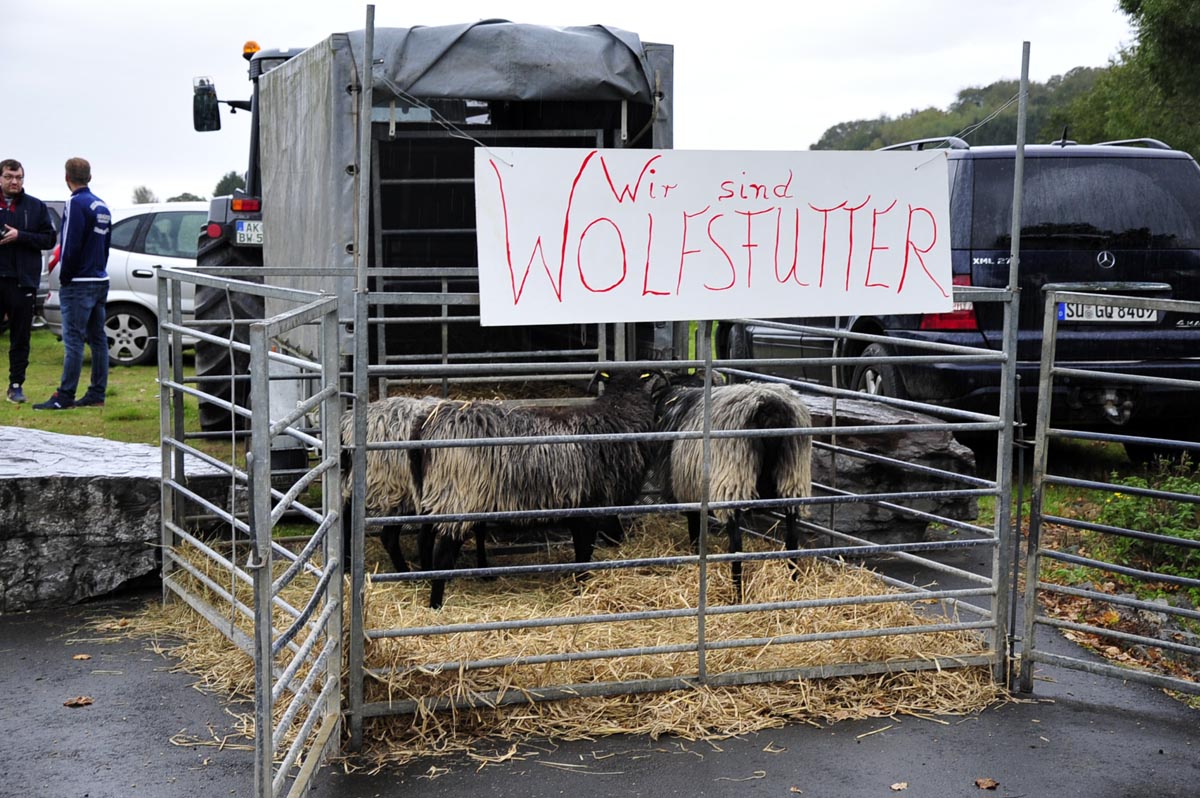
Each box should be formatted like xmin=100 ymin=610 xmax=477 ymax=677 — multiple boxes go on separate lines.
xmin=891 ymin=782 xmax=908 ymax=791
xmin=63 ymin=695 xmax=94 ymax=708
xmin=72 ymin=654 xmax=92 ymax=661
xmin=975 ymin=777 xmax=1000 ymax=790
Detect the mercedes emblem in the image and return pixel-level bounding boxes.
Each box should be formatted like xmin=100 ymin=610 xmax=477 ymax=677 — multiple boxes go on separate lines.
xmin=1096 ymin=250 xmax=1117 ymax=269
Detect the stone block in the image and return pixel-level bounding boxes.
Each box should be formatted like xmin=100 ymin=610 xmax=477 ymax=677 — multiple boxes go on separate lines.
xmin=804 ymin=395 xmax=979 ymax=543
xmin=0 ymin=427 xmax=226 ymax=613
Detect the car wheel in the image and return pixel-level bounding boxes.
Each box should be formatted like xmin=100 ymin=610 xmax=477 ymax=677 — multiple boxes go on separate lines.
xmin=850 ymin=343 xmax=907 ymax=399
xmin=106 ymin=304 xmax=157 ymax=367
xmin=716 ymin=322 xmax=750 ymax=382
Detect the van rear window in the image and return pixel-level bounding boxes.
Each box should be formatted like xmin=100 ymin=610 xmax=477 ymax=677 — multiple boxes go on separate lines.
xmin=971 ymin=156 xmax=1200 ymax=250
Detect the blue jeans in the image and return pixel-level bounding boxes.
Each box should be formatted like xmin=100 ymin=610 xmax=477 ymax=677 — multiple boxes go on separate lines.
xmin=58 ymin=280 xmax=109 ymax=401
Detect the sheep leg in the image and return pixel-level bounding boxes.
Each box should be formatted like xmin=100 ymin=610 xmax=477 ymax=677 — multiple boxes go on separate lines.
xmin=379 ymin=525 xmax=410 ymax=572
xmin=417 ymin=524 xmax=436 ymax=571
xmin=475 ymin=525 xmax=490 ymax=570
xmin=784 ymin=510 xmax=801 ymax=579
xmin=568 ymin=519 xmax=597 ymax=587
xmin=428 ymin=531 xmax=466 ymax=610
xmin=728 ymin=511 xmax=744 ymax=604
xmin=686 ymin=511 xmax=702 ymax=548
xmin=597 ymin=515 xmax=625 ymax=546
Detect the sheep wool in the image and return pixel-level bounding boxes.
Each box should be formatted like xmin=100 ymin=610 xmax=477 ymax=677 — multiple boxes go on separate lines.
xmin=657 ymin=382 xmax=813 ymax=518
xmin=412 ymin=369 xmax=665 ymax=608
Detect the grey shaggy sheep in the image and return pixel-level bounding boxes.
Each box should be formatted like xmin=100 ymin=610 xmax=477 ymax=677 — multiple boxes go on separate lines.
xmin=654 ymin=379 xmax=813 ymax=600
xmin=411 ymin=369 xmax=666 ymax=609
xmin=339 ymin=395 xmax=444 ymax=572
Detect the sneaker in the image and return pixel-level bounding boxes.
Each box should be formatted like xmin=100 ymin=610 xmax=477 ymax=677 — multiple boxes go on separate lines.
xmin=75 ymin=393 xmax=106 ymax=407
xmin=6 ymin=384 xmax=24 ymax=404
xmin=33 ymin=392 xmax=74 ymax=411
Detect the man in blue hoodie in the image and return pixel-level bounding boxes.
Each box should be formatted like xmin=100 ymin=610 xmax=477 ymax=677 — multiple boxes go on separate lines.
xmin=34 ymin=158 xmax=111 ymax=410
xmin=0 ymin=158 xmax=57 ymax=404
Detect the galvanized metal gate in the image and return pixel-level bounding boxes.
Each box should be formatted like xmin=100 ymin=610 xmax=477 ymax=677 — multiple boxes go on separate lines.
xmin=1020 ymin=290 xmax=1200 ymax=696
xmin=158 ymin=268 xmax=344 ymax=797
xmin=341 ymin=307 xmax=1017 ymax=747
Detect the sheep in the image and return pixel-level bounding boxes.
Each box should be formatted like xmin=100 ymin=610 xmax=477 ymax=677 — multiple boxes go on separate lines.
xmin=410 ymin=368 xmax=666 ymax=609
xmin=339 ymin=395 xmax=445 ymax=573
xmin=654 ymin=378 xmax=813 ymax=601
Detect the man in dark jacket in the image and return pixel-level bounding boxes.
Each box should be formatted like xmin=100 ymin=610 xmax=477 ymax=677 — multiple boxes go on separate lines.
xmin=34 ymin=158 xmax=111 ymax=411
xmin=0 ymin=159 xmax=57 ymax=403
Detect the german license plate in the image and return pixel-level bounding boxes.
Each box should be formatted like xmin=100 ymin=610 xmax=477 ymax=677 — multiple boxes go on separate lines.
xmin=235 ymin=220 xmax=264 ymax=245
xmin=1057 ymin=302 xmax=1158 ymax=323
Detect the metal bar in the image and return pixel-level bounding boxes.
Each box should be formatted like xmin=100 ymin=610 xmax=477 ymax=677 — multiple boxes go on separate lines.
xmin=272 ymin=601 xmax=340 ymax=702
xmin=158 ymin=267 xmax=175 ymax=605
xmin=366 ymin=291 xmax=480 ymax=304
xmin=366 ymin=587 xmax=994 ymax=640
xmin=249 ymin=327 xmax=275 ymax=798
xmin=1040 ymin=476 xmax=1200 ymax=506
xmin=283 ymin=715 xmax=338 ymax=798
xmin=1038 ymin=581 xmax=1200 ymax=623
xmin=1020 ymin=264 xmax=1063 ymax=693
xmin=1049 ymin=366 xmax=1200 ymax=392
xmin=273 ymin=656 xmax=338 ymax=795
xmin=271 ymin=566 xmax=337 ymax=656
xmin=1038 ymin=548 xmax=1200 ymax=589
xmin=360 ymin=654 xmax=996 ymax=717
xmin=1025 ymin=650 xmax=1200 ymax=696
xmin=271 ymin=513 xmax=335 ymax=593
xmin=993 ymin=43 xmax=1029 ymax=688
xmin=319 ymin=301 xmax=345 ymax=760
xmin=371 ymin=620 xmax=994 ymax=678
xmin=1045 ymin=289 xmax=1200 ymax=314
xmin=1034 ymin=616 xmax=1200 ymax=657
xmin=269 ymin=455 xmax=336 ymax=525
xmin=157 ymin=266 xmax=321 ymax=303
xmin=259 ymin=296 xmax=340 ymax=339
xmin=1040 ymin=514 xmax=1200 ymax=551
xmin=162 ymin=574 xmax=257 ymax=658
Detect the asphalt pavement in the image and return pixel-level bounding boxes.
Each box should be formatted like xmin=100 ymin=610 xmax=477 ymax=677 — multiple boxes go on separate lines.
xmin=3 ymin=585 xmax=1197 ymax=798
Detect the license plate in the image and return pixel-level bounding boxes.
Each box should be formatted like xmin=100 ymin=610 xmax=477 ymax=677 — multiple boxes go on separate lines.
xmin=1057 ymin=302 xmax=1158 ymax=323
xmin=235 ymin=220 xmax=264 ymax=245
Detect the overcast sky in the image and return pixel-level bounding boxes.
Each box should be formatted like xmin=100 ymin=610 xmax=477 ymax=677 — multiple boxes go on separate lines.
xmin=11 ymin=0 xmax=1134 ymax=208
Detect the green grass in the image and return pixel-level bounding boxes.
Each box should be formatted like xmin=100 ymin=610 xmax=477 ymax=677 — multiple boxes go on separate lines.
xmin=2 ymin=327 xmax=198 ymax=445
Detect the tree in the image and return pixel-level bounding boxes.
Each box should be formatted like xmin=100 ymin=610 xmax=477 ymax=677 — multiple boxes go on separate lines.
xmin=213 ymin=171 xmax=245 ymax=197
xmin=167 ymin=192 xmax=206 ymax=202
xmin=132 ymin=186 xmax=159 ymax=204
xmin=1119 ymin=0 xmax=1200 ymax=100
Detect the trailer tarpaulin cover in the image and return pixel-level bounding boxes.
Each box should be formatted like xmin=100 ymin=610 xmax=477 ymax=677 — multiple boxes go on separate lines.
xmin=348 ymin=22 xmax=657 ymax=102
xmin=257 ymin=22 xmax=666 ymax=355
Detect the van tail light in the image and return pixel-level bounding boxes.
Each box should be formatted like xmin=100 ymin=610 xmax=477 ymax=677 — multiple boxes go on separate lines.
xmin=919 ymin=275 xmax=979 ymax=331
xmin=231 ymin=197 xmax=261 ymax=212
xmin=205 ymin=222 xmax=223 ymax=238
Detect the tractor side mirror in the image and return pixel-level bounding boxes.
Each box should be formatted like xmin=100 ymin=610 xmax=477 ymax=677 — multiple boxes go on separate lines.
xmin=193 ymin=76 xmax=221 ymax=132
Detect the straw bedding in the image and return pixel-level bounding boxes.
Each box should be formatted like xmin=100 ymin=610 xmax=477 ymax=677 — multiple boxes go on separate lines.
xmin=118 ymin=517 xmax=1004 ymax=772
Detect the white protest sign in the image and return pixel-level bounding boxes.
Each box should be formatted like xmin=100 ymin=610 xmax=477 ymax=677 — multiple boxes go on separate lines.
xmin=474 ymin=148 xmax=951 ymax=326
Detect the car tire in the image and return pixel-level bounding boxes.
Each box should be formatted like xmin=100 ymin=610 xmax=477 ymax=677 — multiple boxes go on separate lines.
xmin=106 ymin=304 xmax=158 ymax=367
xmin=850 ymin=343 xmax=908 ymax=399
xmin=716 ymin=322 xmax=750 ymax=383
xmin=194 ymin=239 xmax=264 ymax=432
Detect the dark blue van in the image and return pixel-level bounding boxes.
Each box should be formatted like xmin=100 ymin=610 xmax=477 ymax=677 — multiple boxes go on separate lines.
xmin=718 ymin=137 xmax=1200 ymax=446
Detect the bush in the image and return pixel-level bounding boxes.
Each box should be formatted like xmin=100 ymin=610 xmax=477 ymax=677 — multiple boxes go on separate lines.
xmin=1094 ymin=455 xmax=1200 ymax=604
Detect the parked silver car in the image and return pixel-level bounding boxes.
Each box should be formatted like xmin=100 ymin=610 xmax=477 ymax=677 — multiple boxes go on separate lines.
xmin=45 ymin=202 xmax=208 ymax=366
